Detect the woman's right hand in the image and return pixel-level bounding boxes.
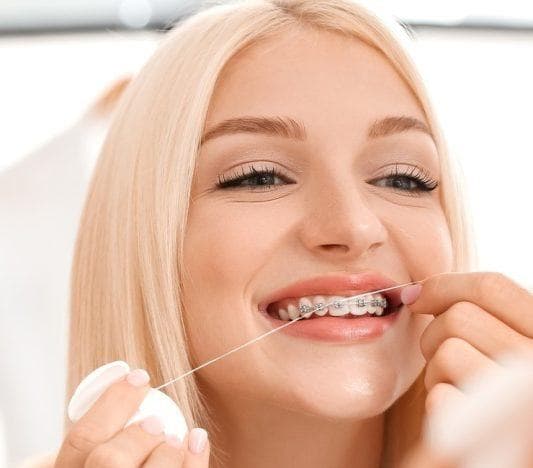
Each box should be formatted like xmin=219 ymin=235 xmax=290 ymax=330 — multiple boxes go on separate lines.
xmin=54 ymin=369 xmax=210 ymax=467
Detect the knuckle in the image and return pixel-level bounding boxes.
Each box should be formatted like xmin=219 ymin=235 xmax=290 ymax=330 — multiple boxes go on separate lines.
xmin=425 ymin=382 xmax=451 ymax=414
xmin=474 ymin=272 xmax=509 ymax=297
xmin=167 ymin=440 xmax=186 ymax=458
xmin=474 ymin=272 xmax=532 ymax=314
xmin=431 ymin=272 xmax=456 ymax=293
xmin=424 ymin=339 xmax=459 ymax=389
xmin=65 ymin=422 xmax=103 ymax=453
xmin=419 ymin=324 xmax=436 ymax=360
xmin=87 ymin=378 xmax=149 ymax=418
xmin=433 ymin=337 xmax=465 ymax=371
xmin=153 ymin=442 xmax=186 ymax=463
xmin=444 ymin=301 xmax=474 ymax=332
xmin=419 ymin=335 xmax=430 ymax=360
xmin=86 ymin=445 xmax=130 ymax=468
xmin=439 ymin=336 xmax=466 ymax=358
xmin=423 ymin=358 xmax=437 ymax=389
xmin=515 ymin=336 xmax=533 ymax=355
xmin=104 ymin=378 xmax=138 ymax=401
xmin=175 ymin=447 xmax=186 ymax=463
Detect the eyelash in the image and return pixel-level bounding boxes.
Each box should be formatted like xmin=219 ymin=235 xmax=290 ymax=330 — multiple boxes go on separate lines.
xmin=216 ymin=163 xmax=439 ymax=195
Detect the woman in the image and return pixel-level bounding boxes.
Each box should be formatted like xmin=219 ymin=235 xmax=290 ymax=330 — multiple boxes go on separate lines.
xmin=50 ymin=0 xmax=532 ymax=467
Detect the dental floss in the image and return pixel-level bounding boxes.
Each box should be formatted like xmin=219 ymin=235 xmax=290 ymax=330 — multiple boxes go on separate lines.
xmin=155 ymin=279 xmax=422 ymax=391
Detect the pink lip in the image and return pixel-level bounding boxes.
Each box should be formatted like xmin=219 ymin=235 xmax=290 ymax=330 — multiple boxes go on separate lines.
xmin=256 ymin=270 xmax=407 ymax=343
xmin=259 ymin=309 xmax=404 ymax=342
xmin=257 ymin=270 xmax=404 ymax=312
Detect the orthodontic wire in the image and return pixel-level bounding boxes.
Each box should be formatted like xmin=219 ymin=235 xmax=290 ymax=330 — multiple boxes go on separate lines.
xmin=155 ymin=280 xmax=422 ymax=391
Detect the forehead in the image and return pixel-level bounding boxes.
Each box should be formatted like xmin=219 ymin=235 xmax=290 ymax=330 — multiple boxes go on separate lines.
xmin=205 ymin=27 xmax=427 ymax=142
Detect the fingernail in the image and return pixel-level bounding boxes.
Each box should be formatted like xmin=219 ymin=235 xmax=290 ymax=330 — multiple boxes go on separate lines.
xmin=188 ymin=427 xmax=208 ymax=454
xmin=126 ymin=368 xmax=150 ymax=387
xmin=140 ymin=415 xmax=164 ymax=435
xmin=401 ymin=284 xmax=422 ymax=305
xmin=166 ymin=434 xmax=182 ymax=448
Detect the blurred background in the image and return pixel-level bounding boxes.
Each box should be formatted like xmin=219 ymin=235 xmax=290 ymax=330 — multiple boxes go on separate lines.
xmin=1 ymin=0 xmax=532 ymax=466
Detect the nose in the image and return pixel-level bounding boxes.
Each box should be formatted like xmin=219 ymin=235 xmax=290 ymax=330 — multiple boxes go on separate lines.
xmin=297 ymin=172 xmax=387 ymax=261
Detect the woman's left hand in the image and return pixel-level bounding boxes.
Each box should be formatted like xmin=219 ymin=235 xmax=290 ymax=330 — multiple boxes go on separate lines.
xmin=397 ymin=271 xmax=533 ymax=468
xmin=401 ymin=271 xmax=533 ymax=414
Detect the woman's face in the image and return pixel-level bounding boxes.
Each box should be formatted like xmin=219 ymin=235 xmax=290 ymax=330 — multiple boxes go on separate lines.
xmin=182 ymin=28 xmax=453 ymax=420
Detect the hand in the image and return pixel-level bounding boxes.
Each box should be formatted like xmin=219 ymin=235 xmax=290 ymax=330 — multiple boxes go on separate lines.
xmin=398 ymin=351 xmax=533 ymax=468
xmin=54 ymin=369 xmax=210 ymax=467
xmin=397 ymin=272 xmax=533 ymax=468
xmin=401 ymin=272 xmax=532 ymax=415
xmin=400 ymin=440 xmax=533 ymax=468
xmin=398 ymin=439 xmax=456 ymax=468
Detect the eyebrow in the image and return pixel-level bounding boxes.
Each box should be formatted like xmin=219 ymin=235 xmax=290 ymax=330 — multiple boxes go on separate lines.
xmin=200 ymin=115 xmax=433 ymax=145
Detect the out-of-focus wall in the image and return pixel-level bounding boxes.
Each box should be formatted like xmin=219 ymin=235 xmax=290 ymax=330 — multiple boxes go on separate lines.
xmin=0 ymin=27 xmax=531 ymax=466
xmin=411 ymin=28 xmax=533 ymax=287
xmin=0 ymin=32 xmax=158 ymax=468
xmin=0 ymin=31 xmax=159 ymax=173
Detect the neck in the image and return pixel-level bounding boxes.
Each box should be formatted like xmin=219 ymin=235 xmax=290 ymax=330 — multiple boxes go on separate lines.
xmin=206 ymin=391 xmax=384 ymax=468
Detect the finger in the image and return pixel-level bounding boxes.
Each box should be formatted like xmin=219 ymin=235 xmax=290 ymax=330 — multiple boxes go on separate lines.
xmin=424 ymin=337 xmax=500 ymax=390
xmin=425 ymin=382 xmax=466 ymax=417
xmin=183 ymin=428 xmax=210 ymax=468
xmin=404 ymin=272 xmax=533 ymax=337
xmin=55 ymin=369 xmax=151 ymax=466
xmin=398 ymin=440 xmax=456 ymax=468
xmin=85 ymin=416 xmax=167 ymax=467
xmin=143 ymin=436 xmax=185 ymax=467
xmin=419 ymin=301 xmax=532 ymax=362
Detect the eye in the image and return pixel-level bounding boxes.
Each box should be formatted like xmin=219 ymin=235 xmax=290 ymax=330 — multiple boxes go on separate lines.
xmin=368 ymin=164 xmax=439 ymax=196
xmin=216 ymin=165 xmax=294 ymax=191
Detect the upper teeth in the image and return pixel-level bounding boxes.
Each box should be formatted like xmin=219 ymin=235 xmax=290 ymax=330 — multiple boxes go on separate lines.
xmin=276 ymin=294 xmax=388 ymax=321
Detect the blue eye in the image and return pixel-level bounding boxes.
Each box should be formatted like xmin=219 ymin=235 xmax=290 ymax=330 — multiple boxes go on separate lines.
xmin=216 ymin=165 xmax=293 ymax=191
xmin=368 ymin=164 xmax=439 ymax=195
xmin=216 ymin=163 xmax=439 ymax=195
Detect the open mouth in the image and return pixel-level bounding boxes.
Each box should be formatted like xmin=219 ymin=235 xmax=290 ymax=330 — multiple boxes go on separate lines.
xmin=265 ymin=292 xmax=402 ymax=322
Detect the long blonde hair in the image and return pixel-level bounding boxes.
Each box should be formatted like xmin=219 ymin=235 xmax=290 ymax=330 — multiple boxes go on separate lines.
xmin=66 ymin=0 xmax=475 ymax=465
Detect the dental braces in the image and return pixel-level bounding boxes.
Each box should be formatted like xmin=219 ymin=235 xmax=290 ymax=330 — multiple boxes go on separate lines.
xmin=298 ymin=296 xmax=388 ymax=316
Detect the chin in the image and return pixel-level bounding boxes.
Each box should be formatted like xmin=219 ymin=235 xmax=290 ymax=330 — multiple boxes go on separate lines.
xmin=269 ymin=349 xmax=427 ymax=420
xmin=272 ymin=373 xmax=403 ymax=421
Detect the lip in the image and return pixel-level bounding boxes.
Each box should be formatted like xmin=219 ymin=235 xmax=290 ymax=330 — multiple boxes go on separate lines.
xmin=256 ymin=270 xmax=407 ymax=343
xmin=257 ymin=270 xmax=404 ymax=313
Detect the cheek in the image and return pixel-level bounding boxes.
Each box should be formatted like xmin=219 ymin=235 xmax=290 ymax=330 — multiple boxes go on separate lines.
xmin=183 ymin=202 xmax=280 ymax=293
xmin=374 ymin=205 xmax=452 ymax=393
xmin=386 ymin=206 xmax=454 ymax=278
xmin=181 ymin=201 xmax=283 ymax=362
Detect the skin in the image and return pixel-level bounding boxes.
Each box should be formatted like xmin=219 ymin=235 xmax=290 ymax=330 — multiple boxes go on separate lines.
xmin=182 ymin=27 xmax=450 ymax=468
xmin=53 ymin=26 xmax=533 ymax=468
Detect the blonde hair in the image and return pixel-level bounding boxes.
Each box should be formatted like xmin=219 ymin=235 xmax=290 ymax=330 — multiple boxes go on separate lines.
xmin=66 ymin=0 xmax=475 ymax=465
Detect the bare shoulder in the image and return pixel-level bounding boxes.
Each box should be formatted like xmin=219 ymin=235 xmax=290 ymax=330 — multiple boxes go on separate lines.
xmin=17 ymin=451 xmax=57 ymax=468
